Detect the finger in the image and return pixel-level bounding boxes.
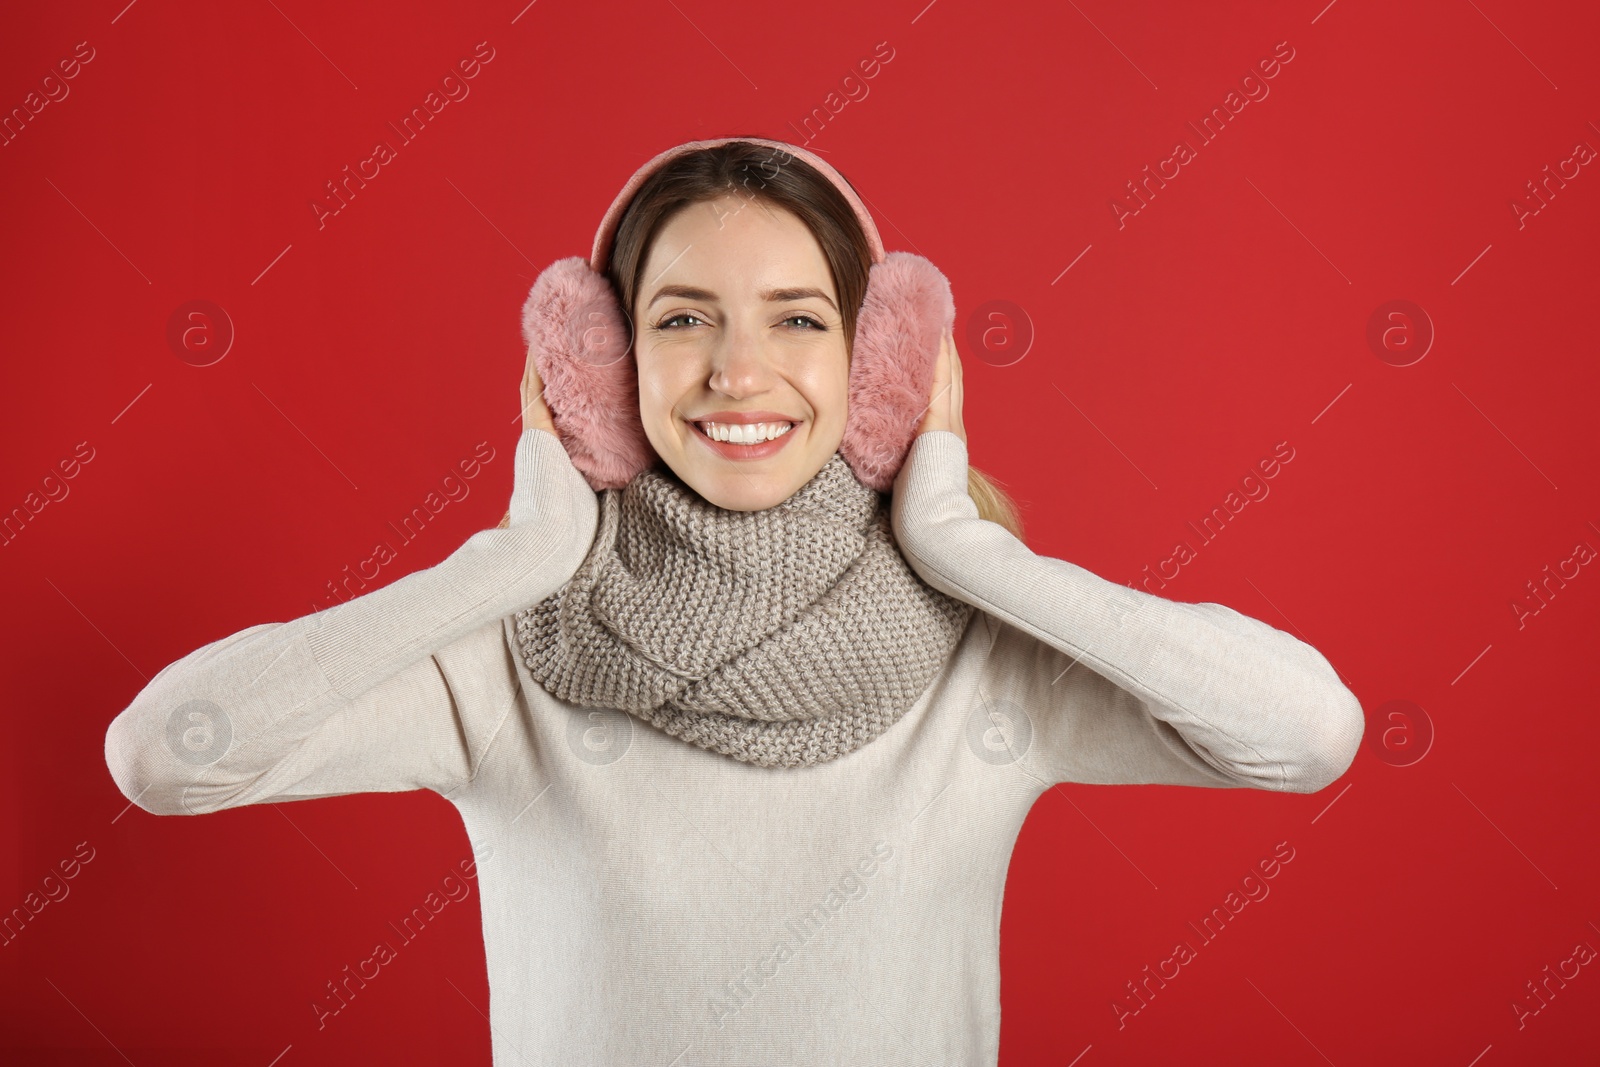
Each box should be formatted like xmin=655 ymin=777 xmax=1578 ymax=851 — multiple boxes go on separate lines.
xmin=949 ymin=331 xmax=964 ymax=432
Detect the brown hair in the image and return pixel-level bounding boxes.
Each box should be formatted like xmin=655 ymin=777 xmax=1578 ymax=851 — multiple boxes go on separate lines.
xmin=504 ymin=139 xmax=1025 ymax=543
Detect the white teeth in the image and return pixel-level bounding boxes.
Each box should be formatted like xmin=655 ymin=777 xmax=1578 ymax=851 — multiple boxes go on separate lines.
xmin=696 ymin=421 xmax=794 ymax=444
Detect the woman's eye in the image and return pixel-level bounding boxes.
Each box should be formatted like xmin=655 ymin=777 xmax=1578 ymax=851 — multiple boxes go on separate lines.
xmin=658 ymin=313 xmax=825 ymax=330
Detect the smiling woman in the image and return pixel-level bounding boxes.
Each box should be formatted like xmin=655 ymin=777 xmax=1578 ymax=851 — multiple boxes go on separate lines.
xmin=106 ymin=135 xmax=1362 ymax=1067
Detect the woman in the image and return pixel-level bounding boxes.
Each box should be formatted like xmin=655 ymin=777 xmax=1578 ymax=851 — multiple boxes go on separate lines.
xmin=105 ymin=137 xmax=1363 ymax=1065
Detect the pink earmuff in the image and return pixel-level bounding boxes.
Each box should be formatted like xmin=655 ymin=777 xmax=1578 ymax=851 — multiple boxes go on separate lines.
xmin=520 ymin=136 xmax=955 ymax=494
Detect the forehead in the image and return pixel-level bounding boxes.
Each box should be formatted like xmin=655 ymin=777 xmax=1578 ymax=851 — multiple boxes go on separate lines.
xmin=642 ymin=197 xmax=833 ymax=289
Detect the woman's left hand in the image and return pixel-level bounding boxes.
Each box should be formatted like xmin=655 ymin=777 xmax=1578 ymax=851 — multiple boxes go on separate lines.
xmin=916 ymin=328 xmax=967 ymax=446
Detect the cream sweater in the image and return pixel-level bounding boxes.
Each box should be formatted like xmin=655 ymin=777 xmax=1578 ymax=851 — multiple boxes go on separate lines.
xmin=104 ymin=427 xmax=1364 ymax=1065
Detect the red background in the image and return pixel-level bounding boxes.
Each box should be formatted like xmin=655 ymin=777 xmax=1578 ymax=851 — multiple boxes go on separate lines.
xmin=4 ymin=0 xmax=1598 ymax=1063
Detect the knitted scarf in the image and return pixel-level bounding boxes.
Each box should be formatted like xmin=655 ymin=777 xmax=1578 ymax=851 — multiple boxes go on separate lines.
xmin=510 ymin=451 xmax=975 ymax=768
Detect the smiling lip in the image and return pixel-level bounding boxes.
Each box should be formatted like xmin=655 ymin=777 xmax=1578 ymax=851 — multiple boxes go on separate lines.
xmin=686 ymin=412 xmax=799 ymax=460
xmin=687 ymin=410 xmax=799 ymax=424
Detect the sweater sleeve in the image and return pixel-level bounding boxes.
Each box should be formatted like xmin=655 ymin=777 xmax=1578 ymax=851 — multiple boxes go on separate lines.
xmin=890 ymin=430 xmax=1364 ymax=794
xmin=103 ymin=428 xmax=599 ymax=816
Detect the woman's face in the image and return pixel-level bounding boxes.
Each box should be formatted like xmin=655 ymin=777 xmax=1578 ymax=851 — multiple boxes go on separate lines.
xmin=632 ymin=194 xmax=850 ymax=512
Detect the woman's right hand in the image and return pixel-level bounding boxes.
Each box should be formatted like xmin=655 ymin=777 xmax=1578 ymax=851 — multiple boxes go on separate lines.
xmin=521 ymin=343 xmax=559 ymax=438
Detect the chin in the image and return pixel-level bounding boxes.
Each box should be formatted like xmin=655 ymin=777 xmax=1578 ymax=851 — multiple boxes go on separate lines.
xmin=656 ymin=419 xmax=840 ymax=510
xmin=691 ymin=473 xmax=791 ymax=513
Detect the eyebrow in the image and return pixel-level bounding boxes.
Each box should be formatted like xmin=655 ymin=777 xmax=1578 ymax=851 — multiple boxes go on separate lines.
xmin=646 ymin=285 xmax=837 ymax=311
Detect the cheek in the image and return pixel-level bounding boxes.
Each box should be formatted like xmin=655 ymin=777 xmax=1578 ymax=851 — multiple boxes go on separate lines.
xmin=820 ymin=349 xmax=852 ymax=420
xmin=634 ymin=354 xmax=683 ymax=416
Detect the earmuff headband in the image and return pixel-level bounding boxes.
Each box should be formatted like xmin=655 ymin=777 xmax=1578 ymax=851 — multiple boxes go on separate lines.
xmin=524 ymin=135 xmax=952 ymax=494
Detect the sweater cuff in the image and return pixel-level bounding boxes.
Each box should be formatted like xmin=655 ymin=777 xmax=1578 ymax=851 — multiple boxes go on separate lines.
xmin=895 ymin=430 xmax=969 ymax=506
xmin=511 ymin=428 xmax=580 ymax=526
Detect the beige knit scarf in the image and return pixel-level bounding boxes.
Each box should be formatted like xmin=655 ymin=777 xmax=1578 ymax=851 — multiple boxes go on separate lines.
xmin=510 ymin=451 xmax=975 ymax=768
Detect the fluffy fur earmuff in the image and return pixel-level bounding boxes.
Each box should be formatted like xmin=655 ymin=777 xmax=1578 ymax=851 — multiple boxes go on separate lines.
xmin=836 ymin=251 xmax=955 ymax=492
xmin=519 ymin=257 xmax=654 ymax=491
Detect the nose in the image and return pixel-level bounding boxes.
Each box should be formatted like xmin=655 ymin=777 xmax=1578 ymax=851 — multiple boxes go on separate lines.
xmin=706 ymin=318 xmax=775 ymax=398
